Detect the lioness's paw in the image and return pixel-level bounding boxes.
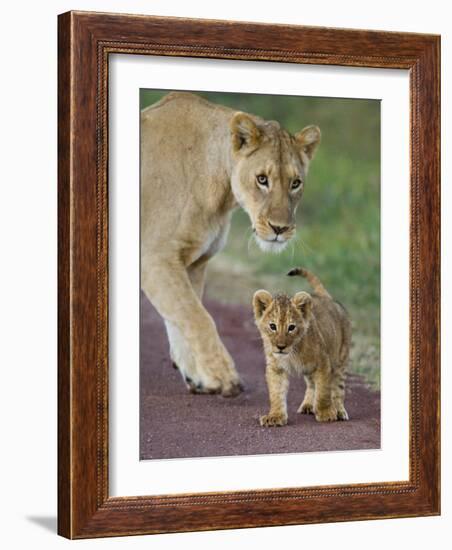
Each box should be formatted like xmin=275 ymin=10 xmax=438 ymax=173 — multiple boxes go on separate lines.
xmin=192 ymin=354 xmax=243 ymax=397
xmin=297 ymin=401 xmax=314 ymax=414
xmin=336 ymin=408 xmax=349 ymax=421
xmin=260 ymin=413 xmax=288 ymax=427
xmin=217 ymin=361 xmax=243 ymax=397
xmin=188 ymin=384 xmax=221 ymax=395
xmin=184 ymin=376 xmax=221 ymax=394
xmin=184 ymin=375 xmax=243 ymax=397
xmin=221 ymin=380 xmax=244 ymax=397
xmin=315 ymin=408 xmax=338 ymax=422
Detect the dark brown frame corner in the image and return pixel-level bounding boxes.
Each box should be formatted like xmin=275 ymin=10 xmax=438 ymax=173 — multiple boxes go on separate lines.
xmin=58 ymin=10 xmax=440 ymax=539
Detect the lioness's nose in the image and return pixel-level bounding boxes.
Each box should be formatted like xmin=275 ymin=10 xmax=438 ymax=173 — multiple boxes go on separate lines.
xmin=269 ymin=222 xmax=290 ymax=235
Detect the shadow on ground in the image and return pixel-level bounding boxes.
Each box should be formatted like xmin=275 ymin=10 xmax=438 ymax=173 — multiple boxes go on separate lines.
xmin=140 ymin=292 xmax=380 ymax=460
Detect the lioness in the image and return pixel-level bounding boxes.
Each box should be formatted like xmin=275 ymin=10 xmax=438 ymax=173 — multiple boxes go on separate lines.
xmin=253 ymin=268 xmax=351 ymax=426
xmin=141 ymin=92 xmax=320 ymax=396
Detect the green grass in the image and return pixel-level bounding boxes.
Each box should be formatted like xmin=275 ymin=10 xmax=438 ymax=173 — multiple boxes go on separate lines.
xmin=141 ymin=90 xmax=381 ymax=388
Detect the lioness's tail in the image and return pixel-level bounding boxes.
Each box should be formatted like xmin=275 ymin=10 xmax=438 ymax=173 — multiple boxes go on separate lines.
xmin=287 ymin=267 xmax=332 ymax=299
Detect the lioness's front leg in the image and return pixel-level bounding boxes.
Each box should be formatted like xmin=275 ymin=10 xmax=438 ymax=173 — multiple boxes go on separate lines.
xmin=260 ymin=363 xmax=289 ymax=427
xmin=166 ymin=258 xmax=207 ymax=377
xmin=142 ymin=258 xmax=242 ymax=396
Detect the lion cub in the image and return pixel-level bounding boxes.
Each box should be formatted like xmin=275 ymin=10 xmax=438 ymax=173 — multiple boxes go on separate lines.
xmin=253 ymin=268 xmax=351 ymax=427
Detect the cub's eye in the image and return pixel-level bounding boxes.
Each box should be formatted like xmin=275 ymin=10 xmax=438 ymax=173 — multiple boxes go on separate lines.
xmin=269 ymin=323 xmax=277 ymax=331
xmin=256 ymin=175 xmax=269 ymax=187
xmin=288 ymin=324 xmax=296 ymax=332
xmin=291 ymin=178 xmax=302 ymax=190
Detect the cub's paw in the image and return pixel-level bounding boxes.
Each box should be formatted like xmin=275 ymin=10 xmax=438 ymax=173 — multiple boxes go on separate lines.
xmin=336 ymin=408 xmax=349 ymax=421
xmin=260 ymin=413 xmax=288 ymax=427
xmin=315 ymin=407 xmax=338 ymax=422
xmin=297 ymin=401 xmax=314 ymax=414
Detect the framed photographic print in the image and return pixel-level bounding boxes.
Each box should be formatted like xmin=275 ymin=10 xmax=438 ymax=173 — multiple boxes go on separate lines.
xmin=58 ymin=11 xmax=440 ymax=538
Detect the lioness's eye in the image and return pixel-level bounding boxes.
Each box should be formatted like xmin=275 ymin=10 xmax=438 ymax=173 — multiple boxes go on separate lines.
xmin=288 ymin=324 xmax=296 ymax=332
xmin=291 ymin=178 xmax=302 ymax=190
xmin=256 ymin=175 xmax=269 ymax=187
xmin=269 ymin=323 xmax=277 ymax=331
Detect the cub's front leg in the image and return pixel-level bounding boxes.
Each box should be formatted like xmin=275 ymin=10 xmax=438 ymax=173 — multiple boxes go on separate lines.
xmin=297 ymin=374 xmax=315 ymax=414
xmin=313 ymin=364 xmax=337 ymax=422
xmin=260 ymin=363 xmax=289 ymax=427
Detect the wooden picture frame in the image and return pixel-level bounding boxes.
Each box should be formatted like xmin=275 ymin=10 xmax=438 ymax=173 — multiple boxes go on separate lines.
xmin=58 ymin=10 xmax=440 ymax=539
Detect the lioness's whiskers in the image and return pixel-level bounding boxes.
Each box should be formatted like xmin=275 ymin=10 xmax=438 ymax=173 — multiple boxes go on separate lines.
xmin=297 ymin=236 xmax=315 ymax=255
xmin=288 ymin=240 xmax=295 ymax=263
xmin=247 ymin=233 xmax=256 ymax=255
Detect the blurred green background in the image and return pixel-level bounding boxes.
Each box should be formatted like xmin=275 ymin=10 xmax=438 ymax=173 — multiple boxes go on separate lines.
xmin=141 ymin=90 xmax=381 ymax=388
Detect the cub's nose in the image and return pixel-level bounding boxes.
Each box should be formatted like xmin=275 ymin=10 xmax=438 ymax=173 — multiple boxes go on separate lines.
xmin=277 ymin=345 xmax=286 ymax=352
xmin=268 ymin=222 xmax=290 ymax=235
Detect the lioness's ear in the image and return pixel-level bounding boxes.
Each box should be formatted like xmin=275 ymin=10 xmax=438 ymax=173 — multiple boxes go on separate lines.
xmin=295 ymin=125 xmax=321 ymax=161
xmin=253 ymin=290 xmax=273 ymax=320
xmin=292 ymin=291 xmax=312 ymax=317
xmin=231 ymin=112 xmax=261 ymax=154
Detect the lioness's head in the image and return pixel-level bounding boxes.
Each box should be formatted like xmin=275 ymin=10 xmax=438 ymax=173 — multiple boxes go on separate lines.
xmin=253 ymin=290 xmax=312 ymax=358
xmin=230 ymin=112 xmax=320 ymax=253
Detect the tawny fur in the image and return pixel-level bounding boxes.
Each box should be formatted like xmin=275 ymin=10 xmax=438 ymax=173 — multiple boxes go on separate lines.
xmin=141 ymin=92 xmax=320 ymax=396
xmin=253 ymin=268 xmax=351 ymax=426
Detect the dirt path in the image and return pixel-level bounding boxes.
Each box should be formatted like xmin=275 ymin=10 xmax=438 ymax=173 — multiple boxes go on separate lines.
xmin=140 ymin=292 xmax=380 ymax=460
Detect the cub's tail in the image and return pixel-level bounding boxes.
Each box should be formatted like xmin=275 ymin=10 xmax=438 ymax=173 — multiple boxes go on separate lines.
xmin=287 ymin=267 xmax=332 ymax=299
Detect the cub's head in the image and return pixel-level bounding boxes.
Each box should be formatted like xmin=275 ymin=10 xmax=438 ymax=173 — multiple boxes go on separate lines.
xmin=230 ymin=112 xmax=320 ymax=253
xmin=253 ymin=290 xmax=312 ymax=358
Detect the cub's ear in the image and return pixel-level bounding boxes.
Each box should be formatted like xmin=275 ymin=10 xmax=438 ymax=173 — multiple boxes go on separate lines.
xmin=253 ymin=290 xmax=273 ymax=320
xmin=292 ymin=291 xmax=312 ymax=317
xmin=231 ymin=112 xmax=261 ymax=154
xmin=294 ymin=125 xmax=321 ymax=161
